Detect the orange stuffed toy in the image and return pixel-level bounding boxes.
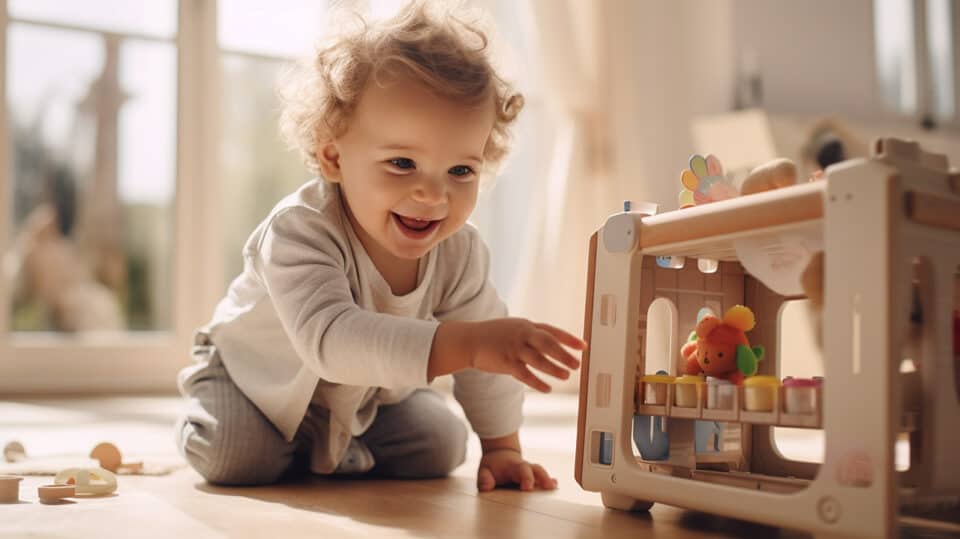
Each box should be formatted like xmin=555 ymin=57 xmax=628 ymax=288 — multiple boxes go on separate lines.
xmin=682 ymin=305 xmax=765 ymax=385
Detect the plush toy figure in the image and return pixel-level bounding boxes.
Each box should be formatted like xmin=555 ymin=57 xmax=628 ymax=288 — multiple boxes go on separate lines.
xmin=683 ymin=305 xmax=765 ymax=385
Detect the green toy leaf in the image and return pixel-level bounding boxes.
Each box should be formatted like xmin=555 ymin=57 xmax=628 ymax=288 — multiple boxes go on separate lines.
xmin=753 ymin=345 xmax=765 ymax=361
xmin=736 ymin=344 xmax=758 ymax=376
xmin=690 ymin=154 xmax=708 ymax=178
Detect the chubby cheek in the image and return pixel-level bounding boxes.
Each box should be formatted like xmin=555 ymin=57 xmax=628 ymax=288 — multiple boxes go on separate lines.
xmin=446 ymin=183 xmax=479 ymax=225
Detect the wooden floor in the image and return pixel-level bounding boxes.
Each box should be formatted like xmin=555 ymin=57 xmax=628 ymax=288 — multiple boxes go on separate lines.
xmin=0 ymin=393 xmax=804 ymax=539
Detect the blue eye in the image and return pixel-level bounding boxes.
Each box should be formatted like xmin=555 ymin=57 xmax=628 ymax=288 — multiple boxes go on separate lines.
xmin=389 ymin=158 xmax=415 ymax=170
xmin=448 ymin=165 xmax=474 ymax=177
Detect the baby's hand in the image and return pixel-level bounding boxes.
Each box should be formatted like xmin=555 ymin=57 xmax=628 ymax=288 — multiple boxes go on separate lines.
xmin=467 ymin=319 xmax=585 ymax=392
xmin=477 ymin=449 xmax=557 ymax=492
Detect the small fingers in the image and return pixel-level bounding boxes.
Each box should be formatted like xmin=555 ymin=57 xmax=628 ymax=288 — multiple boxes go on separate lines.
xmin=511 ymin=462 xmax=536 ymax=491
xmin=531 ymin=464 xmax=557 ymax=490
xmin=477 ymin=466 xmax=496 ymax=492
xmin=534 ymin=323 xmax=587 ymax=350
xmin=520 ymin=345 xmax=570 ymax=380
xmin=513 ymin=364 xmax=551 ymax=393
xmin=530 ymin=330 xmax=581 ymax=370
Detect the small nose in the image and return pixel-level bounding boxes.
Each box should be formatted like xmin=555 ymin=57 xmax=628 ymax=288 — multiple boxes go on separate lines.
xmin=412 ymin=173 xmax=447 ymax=205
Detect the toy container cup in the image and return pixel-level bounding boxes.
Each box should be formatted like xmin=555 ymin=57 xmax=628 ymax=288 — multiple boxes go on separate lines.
xmin=782 ymin=377 xmax=822 ymax=415
xmin=706 ymin=376 xmax=735 ymax=409
xmin=640 ymin=374 xmax=675 ymax=405
xmin=674 ymin=375 xmax=703 ymax=407
xmin=0 ymin=475 xmax=23 ymax=503
xmin=743 ymin=375 xmax=779 ymax=411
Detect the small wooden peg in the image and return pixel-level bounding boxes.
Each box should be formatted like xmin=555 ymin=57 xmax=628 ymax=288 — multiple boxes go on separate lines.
xmin=3 ymin=441 xmax=26 ymax=463
xmin=89 ymin=442 xmax=122 ymax=473
xmin=0 ymin=475 xmax=24 ymax=503
xmin=38 ymin=484 xmax=76 ymax=504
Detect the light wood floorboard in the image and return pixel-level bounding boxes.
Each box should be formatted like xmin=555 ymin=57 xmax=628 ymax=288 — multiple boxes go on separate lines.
xmin=0 ymin=394 xmax=802 ymax=538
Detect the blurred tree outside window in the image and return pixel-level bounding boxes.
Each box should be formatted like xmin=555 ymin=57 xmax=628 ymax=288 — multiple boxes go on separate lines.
xmin=6 ymin=3 xmax=177 ymax=333
xmin=4 ymin=0 xmax=548 ymax=334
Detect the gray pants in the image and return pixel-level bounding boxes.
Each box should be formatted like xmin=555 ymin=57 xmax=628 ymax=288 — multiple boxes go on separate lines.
xmin=175 ymin=354 xmax=468 ymax=486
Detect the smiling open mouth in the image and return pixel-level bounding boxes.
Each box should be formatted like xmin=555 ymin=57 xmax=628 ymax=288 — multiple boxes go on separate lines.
xmin=392 ymin=212 xmax=441 ymax=239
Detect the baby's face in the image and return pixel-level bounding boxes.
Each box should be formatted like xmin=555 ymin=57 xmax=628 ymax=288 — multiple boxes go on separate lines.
xmin=322 ymin=74 xmax=495 ymax=262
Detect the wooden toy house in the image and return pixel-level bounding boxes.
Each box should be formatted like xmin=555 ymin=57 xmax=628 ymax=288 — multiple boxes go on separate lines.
xmin=575 ymin=138 xmax=960 ymax=538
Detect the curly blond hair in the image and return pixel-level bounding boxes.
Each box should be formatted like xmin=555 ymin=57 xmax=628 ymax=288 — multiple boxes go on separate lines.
xmin=278 ymin=0 xmax=524 ymax=177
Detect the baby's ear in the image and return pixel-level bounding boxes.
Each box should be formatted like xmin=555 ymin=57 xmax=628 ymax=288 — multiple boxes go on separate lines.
xmin=316 ymin=141 xmax=343 ymax=183
xmin=696 ymin=316 xmax=720 ymax=338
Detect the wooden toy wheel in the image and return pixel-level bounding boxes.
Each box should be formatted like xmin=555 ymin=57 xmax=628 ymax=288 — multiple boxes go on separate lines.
xmin=601 ymin=491 xmax=654 ymax=512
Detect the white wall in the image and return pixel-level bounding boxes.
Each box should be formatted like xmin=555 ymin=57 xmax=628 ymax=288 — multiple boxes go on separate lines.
xmin=731 ymin=0 xmax=880 ymax=119
xmin=604 ymin=0 xmax=737 ymax=211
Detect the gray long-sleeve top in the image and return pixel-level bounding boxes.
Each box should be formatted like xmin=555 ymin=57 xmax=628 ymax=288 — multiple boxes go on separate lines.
xmin=191 ymin=179 xmax=523 ymax=472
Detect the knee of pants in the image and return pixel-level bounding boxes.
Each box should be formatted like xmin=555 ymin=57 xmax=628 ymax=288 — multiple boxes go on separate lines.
xmin=403 ymin=412 xmax=469 ymax=479
xmin=176 ymin=414 xmax=293 ymax=486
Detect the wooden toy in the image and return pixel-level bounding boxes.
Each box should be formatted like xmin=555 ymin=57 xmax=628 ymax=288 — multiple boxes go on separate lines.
xmin=3 ymin=441 xmax=26 ymax=463
xmin=1 ymin=440 xmax=145 ymax=475
xmin=0 ymin=474 xmax=23 ymax=503
xmin=575 ymin=138 xmax=960 ymax=537
xmin=90 ymin=442 xmax=143 ymax=473
xmin=89 ymin=442 xmax=122 ymax=472
xmin=37 ymin=484 xmax=76 ymax=504
xmin=52 ymin=467 xmax=117 ymax=496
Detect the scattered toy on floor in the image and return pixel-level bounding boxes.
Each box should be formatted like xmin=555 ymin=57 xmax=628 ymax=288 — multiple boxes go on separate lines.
xmin=3 ymin=441 xmax=26 ymax=463
xmin=90 ymin=442 xmax=143 ymax=474
xmin=0 ymin=474 xmax=23 ymax=503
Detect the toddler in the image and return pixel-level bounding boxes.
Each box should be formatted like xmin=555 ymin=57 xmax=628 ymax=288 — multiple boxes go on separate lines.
xmin=176 ymin=0 xmax=584 ymax=492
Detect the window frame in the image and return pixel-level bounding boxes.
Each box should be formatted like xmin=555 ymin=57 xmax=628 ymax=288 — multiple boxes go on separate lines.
xmin=0 ymin=0 xmax=222 ymax=394
xmin=0 ymin=0 xmax=545 ymax=395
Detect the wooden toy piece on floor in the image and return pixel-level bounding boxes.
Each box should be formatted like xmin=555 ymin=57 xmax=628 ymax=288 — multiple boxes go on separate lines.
xmin=0 ymin=474 xmax=23 ymax=503
xmin=37 ymin=484 xmax=76 ymax=505
xmin=89 ymin=442 xmax=121 ymax=472
xmin=3 ymin=441 xmax=26 ymax=463
xmin=36 ymin=466 xmax=119 ymax=504
xmin=53 ymin=467 xmax=117 ymax=496
xmin=89 ymin=441 xmax=143 ymax=473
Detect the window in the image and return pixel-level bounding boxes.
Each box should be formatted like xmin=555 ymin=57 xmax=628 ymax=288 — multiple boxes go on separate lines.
xmin=0 ymin=1 xmax=218 ymax=393
xmin=1 ymin=0 xmax=547 ymax=393
xmin=874 ymin=0 xmax=958 ymax=124
xmin=217 ymin=0 xmax=326 ymax=286
xmin=7 ymin=22 xmax=177 ymax=333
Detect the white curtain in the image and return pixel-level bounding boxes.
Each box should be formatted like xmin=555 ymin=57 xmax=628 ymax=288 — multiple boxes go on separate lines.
xmin=508 ymin=0 xmax=618 ymax=341
xmin=510 ymin=0 xmax=736 ymax=353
